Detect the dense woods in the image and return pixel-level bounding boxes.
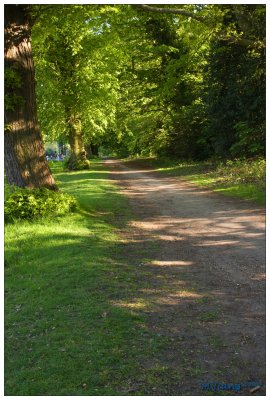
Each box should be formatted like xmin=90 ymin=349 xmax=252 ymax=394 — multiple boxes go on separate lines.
xmin=5 ymin=4 xmax=265 ymax=183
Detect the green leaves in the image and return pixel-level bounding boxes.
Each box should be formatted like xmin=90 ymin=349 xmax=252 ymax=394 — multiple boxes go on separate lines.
xmin=4 ymin=187 xmax=77 ymax=222
xmin=32 ymin=4 xmax=123 ymax=146
xmin=5 ymin=67 xmax=22 ymax=89
xmin=30 ymin=4 xmax=265 ymax=160
xmin=4 ymin=67 xmax=24 ymax=111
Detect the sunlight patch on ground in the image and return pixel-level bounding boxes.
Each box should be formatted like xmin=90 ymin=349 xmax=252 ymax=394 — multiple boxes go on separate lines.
xmin=111 ymin=300 xmax=148 ymax=310
xmin=109 ymin=169 xmax=157 ymax=174
xmin=251 ymin=272 xmax=266 ymax=281
xmin=155 ymin=291 xmax=202 ymax=306
xmin=149 ymin=260 xmax=193 ymax=267
xmin=198 ymin=240 xmax=240 ymax=246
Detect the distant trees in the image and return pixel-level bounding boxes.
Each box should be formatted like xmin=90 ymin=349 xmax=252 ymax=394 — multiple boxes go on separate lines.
xmin=4 ymin=4 xmax=56 ymax=188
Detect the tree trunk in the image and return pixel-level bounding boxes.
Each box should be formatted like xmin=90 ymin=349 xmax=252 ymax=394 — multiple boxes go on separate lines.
xmin=4 ymin=5 xmax=57 ymax=189
xmin=86 ymin=143 xmax=99 ymax=157
xmin=67 ymin=114 xmax=89 ymax=170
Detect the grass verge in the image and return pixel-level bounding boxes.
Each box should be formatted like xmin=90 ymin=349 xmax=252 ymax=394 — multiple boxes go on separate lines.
xmin=5 ymin=161 xmax=167 ymax=396
xmin=134 ymin=157 xmax=265 ymax=206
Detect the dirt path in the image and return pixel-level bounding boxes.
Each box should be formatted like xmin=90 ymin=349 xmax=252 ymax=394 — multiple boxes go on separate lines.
xmin=106 ymin=159 xmax=266 ymax=396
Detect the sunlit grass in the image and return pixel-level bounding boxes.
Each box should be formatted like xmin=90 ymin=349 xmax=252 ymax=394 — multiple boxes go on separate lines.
xmin=5 ymin=160 xmax=168 ymax=396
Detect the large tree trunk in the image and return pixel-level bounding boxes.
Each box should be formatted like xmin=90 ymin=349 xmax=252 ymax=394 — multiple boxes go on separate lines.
xmin=4 ymin=4 xmax=57 ymax=189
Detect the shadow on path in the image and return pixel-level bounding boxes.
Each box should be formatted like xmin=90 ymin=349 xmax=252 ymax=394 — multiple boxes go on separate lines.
xmin=106 ymin=159 xmax=266 ymax=396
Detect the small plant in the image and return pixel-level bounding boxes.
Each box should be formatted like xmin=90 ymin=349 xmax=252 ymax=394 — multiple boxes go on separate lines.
xmin=4 ymin=186 xmax=77 ymax=222
xmin=208 ymin=335 xmax=226 ymax=349
xmin=195 ymin=296 xmax=211 ymax=304
xmin=200 ymin=311 xmax=219 ymax=322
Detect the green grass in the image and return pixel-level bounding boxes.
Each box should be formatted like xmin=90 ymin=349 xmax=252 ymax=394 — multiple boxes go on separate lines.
xmin=139 ymin=157 xmax=265 ymax=206
xmin=4 ymin=161 xmax=168 ymax=396
xmin=200 ymin=310 xmax=219 ymax=322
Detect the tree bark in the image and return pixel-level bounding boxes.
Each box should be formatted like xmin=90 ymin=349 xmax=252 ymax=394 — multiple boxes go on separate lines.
xmin=67 ymin=114 xmax=88 ymax=169
xmin=4 ymin=4 xmax=57 ymax=189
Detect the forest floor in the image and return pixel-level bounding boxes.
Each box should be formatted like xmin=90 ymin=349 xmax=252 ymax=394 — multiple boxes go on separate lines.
xmin=107 ymin=158 xmax=266 ymax=396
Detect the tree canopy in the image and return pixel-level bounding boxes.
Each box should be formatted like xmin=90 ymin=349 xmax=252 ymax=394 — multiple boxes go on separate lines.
xmin=5 ymin=3 xmax=266 ymax=182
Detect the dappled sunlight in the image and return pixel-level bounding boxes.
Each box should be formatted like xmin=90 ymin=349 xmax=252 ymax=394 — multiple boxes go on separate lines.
xmin=149 ymin=260 xmax=193 ymax=267
xmin=127 ymin=214 xmax=264 ymax=253
xmin=251 ymin=272 xmax=266 ymax=281
xmin=111 ymin=289 xmax=203 ymax=311
xmin=166 ymin=290 xmax=202 ymax=299
xmin=57 ymin=178 xmax=109 ymax=185
xmin=105 ymin=168 xmax=158 ymax=175
xmin=78 ymin=208 xmax=113 ymax=218
xmin=198 ymin=240 xmax=241 ymax=247
xmin=155 ymin=291 xmax=203 ymax=307
xmin=5 ymin=219 xmax=120 ymax=265
xmin=108 ymin=159 xmax=265 ymax=301
xmin=111 ymin=299 xmax=149 ymax=310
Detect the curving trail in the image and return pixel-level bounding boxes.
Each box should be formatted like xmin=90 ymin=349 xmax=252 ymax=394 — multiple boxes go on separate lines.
xmin=106 ymin=159 xmax=266 ymax=395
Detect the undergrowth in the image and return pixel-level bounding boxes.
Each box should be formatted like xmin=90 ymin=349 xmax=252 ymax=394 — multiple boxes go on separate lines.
xmin=4 ymin=186 xmax=77 ymax=222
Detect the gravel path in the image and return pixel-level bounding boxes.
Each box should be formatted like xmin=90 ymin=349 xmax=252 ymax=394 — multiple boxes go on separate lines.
xmin=106 ymin=159 xmax=266 ymax=396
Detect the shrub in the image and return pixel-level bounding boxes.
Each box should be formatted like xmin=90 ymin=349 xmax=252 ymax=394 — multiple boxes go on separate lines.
xmin=216 ymin=158 xmax=266 ymax=186
xmin=4 ymin=186 xmax=77 ymax=222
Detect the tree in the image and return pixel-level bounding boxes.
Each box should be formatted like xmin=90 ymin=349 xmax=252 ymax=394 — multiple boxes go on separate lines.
xmin=116 ymin=4 xmax=265 ymax=159
xmin=202 ymin=4 xmax=266 ymax=158
xmin=112 ymin=5 xmax=208 ymax=158
xmin=32 ymin=5 xmax=122 ymax=168
xmin=134 ymin=4 xmax=265 ymax=49
xmin=4 ymin=4 xmax=57 ymax=189
xmin=11 ymin=4 xmax=264 ymax=165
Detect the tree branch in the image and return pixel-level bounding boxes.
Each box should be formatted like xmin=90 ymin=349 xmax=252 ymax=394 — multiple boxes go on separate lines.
xmin=134 ymin=4 xmax=265 ymax=49
xmin=220 ymin=34 xmax=264 ymax=48
xmin=133 ymin=4 xmax=205 ymax=23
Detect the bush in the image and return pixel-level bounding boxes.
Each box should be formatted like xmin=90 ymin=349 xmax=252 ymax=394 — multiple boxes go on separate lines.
xmin=216 ymin=158 xmax=266 ymax=186
xmin=4 ymin=186 xmax=77 ymax=222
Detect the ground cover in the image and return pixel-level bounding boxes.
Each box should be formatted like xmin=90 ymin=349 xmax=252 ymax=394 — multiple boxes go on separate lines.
xmin=4 ymin=161 xmax=167 ymax=395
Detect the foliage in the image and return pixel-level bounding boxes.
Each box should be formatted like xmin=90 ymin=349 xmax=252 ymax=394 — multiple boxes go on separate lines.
xmin=4 ymin=66 xmax=24 ymax=111
xmin=215 ymin=158 xmax=266 ymax=186
xmin=203 ymin=13 xmax=265 ymax=159
xmin=32 ymin=5 xmax=122 ymax=147
xmin=112 ymin=4 xmax=265 ymax=160
xmin=4 ymin=186 xmax=77 ymax=222
xmin=29 ymin=4 xmax=265 ymax=161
